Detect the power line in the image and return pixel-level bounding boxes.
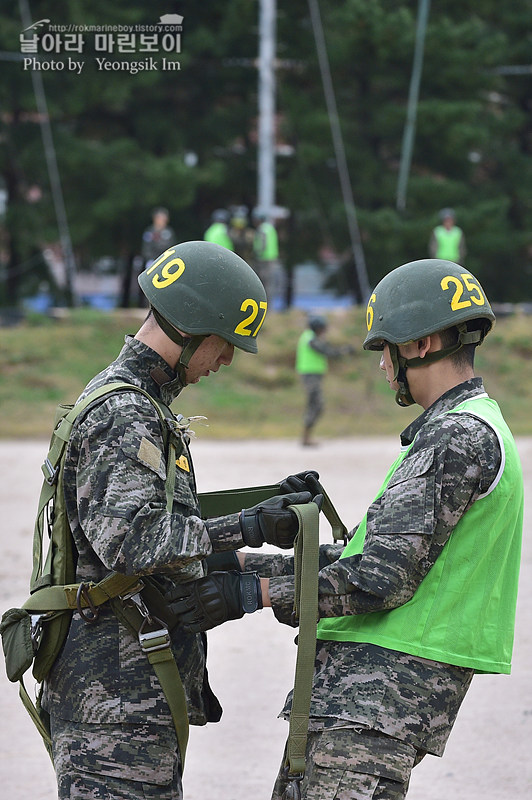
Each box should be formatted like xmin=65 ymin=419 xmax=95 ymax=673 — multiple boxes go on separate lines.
xmin=396 ymin=0 xmax=431 ymax=212
xmin=307 ymin=0 xmax=371 ymax=302
xmin=18 ymin=0 xmax=78 ymax=305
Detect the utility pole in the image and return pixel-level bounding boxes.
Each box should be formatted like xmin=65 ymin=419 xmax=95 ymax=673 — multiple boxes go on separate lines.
xmin=257 ymin=0 xmax=276 ymax=218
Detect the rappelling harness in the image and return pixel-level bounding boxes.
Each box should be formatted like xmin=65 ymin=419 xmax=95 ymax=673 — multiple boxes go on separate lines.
xmin=1 ymin=382 xmax=347 ymax=794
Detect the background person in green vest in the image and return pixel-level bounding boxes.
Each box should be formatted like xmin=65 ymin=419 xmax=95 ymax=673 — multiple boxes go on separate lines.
xmin=252 ymin=208 xmax=280 ymax=302
xmin=429 ymin=207 xmax=467 ymax=263
xmin=172 ymin=259 xmax=523 ymax=800
xmin=296 ymin=314 xmax=354 ymax=446
xmin=203 ymin=208 xmax=234 ymax=251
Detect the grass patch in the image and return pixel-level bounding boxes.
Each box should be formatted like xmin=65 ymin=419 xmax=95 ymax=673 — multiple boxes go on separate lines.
xmin=0 ymin=307 xmax=530 ymax=438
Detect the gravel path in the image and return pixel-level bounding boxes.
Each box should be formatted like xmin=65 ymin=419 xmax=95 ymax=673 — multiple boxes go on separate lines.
xmin=1 ymin=437 xmax=530 ymax=799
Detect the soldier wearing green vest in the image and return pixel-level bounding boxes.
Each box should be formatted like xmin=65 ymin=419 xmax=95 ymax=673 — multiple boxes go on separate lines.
xmin=203 ymin=209 xmax=234 ymax=251
xmin=429 ymin=208 xmax=466 ymax=264
xmin=296 ymin=315 xmax=354 ymax=446
xmin=252 ymin=208 xmax=280 ymax=301
xmin=173 ymin=259 xmax=523 ymax=800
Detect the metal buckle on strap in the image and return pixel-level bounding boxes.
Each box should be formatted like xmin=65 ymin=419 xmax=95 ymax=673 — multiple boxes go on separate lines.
xmin=138 ymin=617 xmax=172 ymax=654
xmin=122 ymin=583 xmax=171 ymax=655
xmin=29 ymin=614 xmax=47 ymax=651
xmin=42 ymin=457 xmax=59 ymax=485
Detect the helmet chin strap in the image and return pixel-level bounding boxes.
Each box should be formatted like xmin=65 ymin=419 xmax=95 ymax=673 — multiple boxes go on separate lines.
xmin=389 ymin=323 xmax=484 ymax=408
xmin=152 ymin=307 xmax=207 ymax=384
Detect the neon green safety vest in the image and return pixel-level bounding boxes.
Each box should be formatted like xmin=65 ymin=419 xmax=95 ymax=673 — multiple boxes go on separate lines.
xmin=296 ymin=329 xmax=327 ymax=375
xmin=317 ymin=395 xmax=523 ymax=674
xmin=433 ymin=225 xmax=463 ymax=261
xmin=204 ymin=222 xmax=234 ymax=251
xmin=253 ymin=222 xmax=278 ymax=260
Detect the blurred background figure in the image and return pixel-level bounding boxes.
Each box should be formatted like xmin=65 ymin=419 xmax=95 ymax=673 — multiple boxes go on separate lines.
xmin=295 ymin=314 xmax=354 ymax=447
xmin=204 ymin=209 xmax=234 ymax=251
xmin=141 ymin=207 xmax=175 ymax=267
xmin=252 ymin=208 xmax=279 ymax=303
xmin=429 ymin=208 xmax=467 ymax=264
xmin=229 ymin=205 xmax=254 ymax=262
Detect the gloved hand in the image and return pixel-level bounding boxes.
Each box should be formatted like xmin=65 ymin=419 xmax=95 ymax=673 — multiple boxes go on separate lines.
xmin=169 ymin=571 xmax=262 ymax=633
xmin=240 ymin=491 xmax=313 ymax=549
xmin=279 ymin=470 xmax=324 ymax=497
xmin=204 ymin=551 xmax=241 ymax=574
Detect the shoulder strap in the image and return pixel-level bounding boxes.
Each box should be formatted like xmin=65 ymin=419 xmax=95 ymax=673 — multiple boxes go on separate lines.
xmin=32 ymin=382 xmax=175 ymax=592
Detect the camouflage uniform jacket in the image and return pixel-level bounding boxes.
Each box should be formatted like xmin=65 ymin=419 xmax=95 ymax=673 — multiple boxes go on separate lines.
xmin=42 ymin=336 xmax=243 ymax=728
xmin=245 ymin=378 xmax=502 ymax=755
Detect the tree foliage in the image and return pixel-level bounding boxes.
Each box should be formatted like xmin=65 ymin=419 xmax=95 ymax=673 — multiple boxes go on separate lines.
xmin=0 ymin=0 xmax=531 ymax=304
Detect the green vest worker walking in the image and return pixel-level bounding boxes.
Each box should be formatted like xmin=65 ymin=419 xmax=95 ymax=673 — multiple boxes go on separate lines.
xmin=172 ymin=259 xmax=524 ymax=800
xmin=429 ymin=207 xmax=466 ymax=263
xmin=296 ymin=315 xmax=353 ymax=446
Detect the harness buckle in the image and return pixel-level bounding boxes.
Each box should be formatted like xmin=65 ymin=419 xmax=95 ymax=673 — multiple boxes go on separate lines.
xmin=138 ymin=618 xmax=172 ymax=654
xmin=42 ymin=458 xmax=59 ymax=485
xmin=29 ymin=614 xmax=46 ymax=651
xmin=76 ymin=582 xmax=100 ymax=624
xmin=121 ymin=583 xmax=172 ymax=655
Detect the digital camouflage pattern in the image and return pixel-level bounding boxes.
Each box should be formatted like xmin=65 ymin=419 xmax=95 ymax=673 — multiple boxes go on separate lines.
xmin=271 ymin=727 xmax=422 ymax=800
xmin=42 ymin=335 xmax=247 ymax=791
xmin=243 ymin=378 xmax=500 ymax=795
xmin=52 ymin=718 xmax=181 ymax=800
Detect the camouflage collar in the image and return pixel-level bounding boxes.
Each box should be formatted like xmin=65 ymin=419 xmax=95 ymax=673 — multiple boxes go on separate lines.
xmin=118 ymin=335 xmax=185 ymax=404
xmin=400 ymin=377 xmax=485 ymax=446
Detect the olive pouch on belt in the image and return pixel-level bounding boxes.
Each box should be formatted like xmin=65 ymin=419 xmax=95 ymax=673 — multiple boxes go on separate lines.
xmin=0 ymin=608 xmax=34 ymax=683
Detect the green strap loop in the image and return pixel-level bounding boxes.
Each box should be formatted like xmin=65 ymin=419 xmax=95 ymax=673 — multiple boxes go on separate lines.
xmin=284 ymin=501 xmax=320 ymax=778
xmin=199 ymin=483 xmax=348 ymax=543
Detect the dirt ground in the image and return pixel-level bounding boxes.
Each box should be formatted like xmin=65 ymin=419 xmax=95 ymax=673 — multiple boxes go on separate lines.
xmin=1 ymin=436 xmax=531 ymax=799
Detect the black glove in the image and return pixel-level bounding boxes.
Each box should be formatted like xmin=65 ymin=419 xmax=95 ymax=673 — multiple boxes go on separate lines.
xmin=204 ymin=551 xmax=241 ymax=574
xmin=169 ymin=571 xmax=262 ymax=633
xmin=240 ymin=491 xmax=312 ymax=549
xmin=279 ymin=470 xmax=324 ymax=497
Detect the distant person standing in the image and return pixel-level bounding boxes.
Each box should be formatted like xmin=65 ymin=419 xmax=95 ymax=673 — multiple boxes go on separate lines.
xmin=229 ymin=205 xmax=254 ymax=263
xmin=204 ymin=209 xmax=234 ymax=251
xmin=429 ymin=208 xmax=466 ymax=264
xmin=141 ymin=207 xmax=176 ymax=267
xmin=296 ymin=315 xmax=354 ymax=447
xmin=252 ymin=208 xmax=279 ymax=302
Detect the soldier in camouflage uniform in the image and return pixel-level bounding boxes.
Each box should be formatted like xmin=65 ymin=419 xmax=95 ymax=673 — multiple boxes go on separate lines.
xmin=42 ymin=241 xmax=315 ymax=799
xmin=173 ymin=259 xmax=523 ymax=800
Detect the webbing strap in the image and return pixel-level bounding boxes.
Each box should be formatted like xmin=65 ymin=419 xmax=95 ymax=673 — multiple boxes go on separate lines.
xmin=23 ymin=572 xmax=142 ymax=613
xmin=110 ymin=598 xmax=189 ymax=769
xmin=19 ymin=678 xmax=53 ymax=758
xmin=199 ymin=483 xmax=347 ymax=543
xmin=144 ymin=645 xmax=189 ymax=767
xmin=284 ymin=502 xmax=320 ymax=778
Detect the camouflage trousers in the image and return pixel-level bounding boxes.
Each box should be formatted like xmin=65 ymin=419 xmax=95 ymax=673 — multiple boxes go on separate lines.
xmin=271 ymin=727 xmax=424 ymax=800
xmin=301 ymin=374 xmax=324 ymax=429
xmin=51 ymin=717 xmax=182 ymax=799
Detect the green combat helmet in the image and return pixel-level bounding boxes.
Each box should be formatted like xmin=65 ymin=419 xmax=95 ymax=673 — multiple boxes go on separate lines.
xmin=138 ymin=240 xmax=268 ymax=383
xmin=363 ymin=259 xmax=495 ymax=406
